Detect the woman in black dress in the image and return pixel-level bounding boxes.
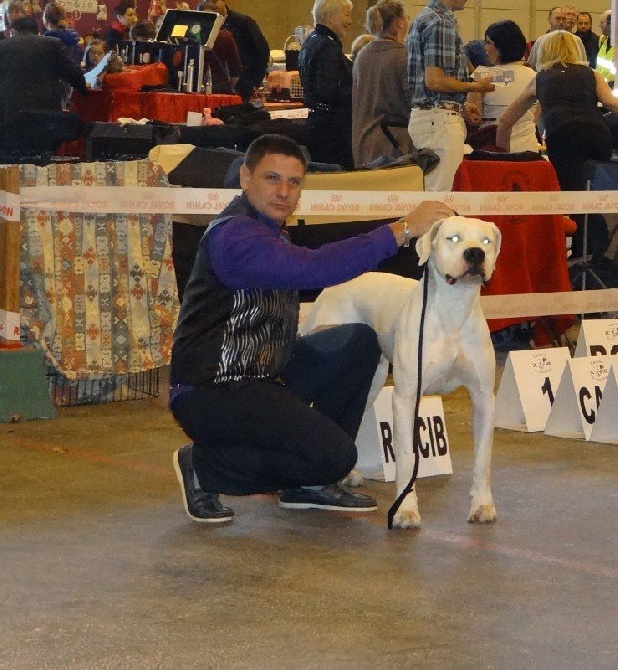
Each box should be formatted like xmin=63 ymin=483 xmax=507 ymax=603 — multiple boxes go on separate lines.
xmin=497 ymin=30 xmax=618 ymax=259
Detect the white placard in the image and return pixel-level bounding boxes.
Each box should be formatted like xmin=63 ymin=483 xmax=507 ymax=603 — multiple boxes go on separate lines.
xmin=0 ymin=189 xmax=20 ymax=221
xmin=355 ymin=386 xmax=452 ymax=482
xmin=495 ymin=348 xmax=571 ymax=432
xmin=588 ymin=364 xmax=618 ymax=444
xmin=574 ymin=319 xmax=618 ymax=357
xmin=545 ymin=355 xmax=615 ymax=440
xmin=57 ymin=0 xmax=98 ymax=13
xmin=0 ymin=309 xmax=20 ymax=342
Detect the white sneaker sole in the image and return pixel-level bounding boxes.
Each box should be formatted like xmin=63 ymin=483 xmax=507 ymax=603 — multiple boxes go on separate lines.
xmin=173 ymin=451 xmax=234 ymax=524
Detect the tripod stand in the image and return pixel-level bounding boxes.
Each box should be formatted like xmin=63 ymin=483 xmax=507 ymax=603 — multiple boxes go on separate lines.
xmin=568 ymin=159 xmax=617 ymax=293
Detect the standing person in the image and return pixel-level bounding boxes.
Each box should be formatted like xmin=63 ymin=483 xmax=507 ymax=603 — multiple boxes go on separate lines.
xmin=196 ymin=3 xmax=242 ymax=95
xmin=299 ymin=0 xmax=355 ymax=169
xmin=0 ymin=16 xmax=87 ymax=152
xmin=199 ymin=0 xmax=270 ymax=101
xmin=407 ymin=0 xmax=494 ymax=191
xmin=528 ymin=7 xmax=587 ymax=70
xmin=596 ymin=10 xmax=614 ymax=88
xmin=104 ymin=1 xmax=138 ymax=52
xmin=564 ymin=5 xmax=578 ymax=32
xmin=42 ymin=2 xmax=84 ymax=63
xmin=497 ymin=30 xmax=618 ymax=259
xmin=170 ymin=133 xmax=455 ymax=523
xmin=575 ymin=11 xmax=599 ymax=68
xmin=466 ymin=19 xmax=540 ymax=154
xmin=352 ymin=0 xmax=412 ymax=167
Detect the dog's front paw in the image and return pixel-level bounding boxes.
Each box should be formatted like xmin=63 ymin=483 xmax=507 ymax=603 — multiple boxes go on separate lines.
xmin=340 ymin=468 xmax=364 ymax=488
xmin=391 ymin=508 xmax=422 ymax=529
xmin=468 ymin=503 xmax=497 ymax=524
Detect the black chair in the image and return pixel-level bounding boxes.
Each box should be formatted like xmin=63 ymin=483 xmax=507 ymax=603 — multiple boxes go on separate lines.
xmin=0 ymin=110 xmax=83 ymax=164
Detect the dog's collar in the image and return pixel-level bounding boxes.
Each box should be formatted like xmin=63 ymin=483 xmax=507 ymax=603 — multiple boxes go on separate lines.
xmin=445 ymin=271 xmax=489 ymax=286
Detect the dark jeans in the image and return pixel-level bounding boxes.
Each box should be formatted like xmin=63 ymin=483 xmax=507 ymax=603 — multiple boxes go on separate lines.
xmin=305 ymin=109 xmax=353 ymax=169
xmin=170 ymin=324 xmax=381 ymax=495
xmin=546 ymin=121 xmax=612 ymax=258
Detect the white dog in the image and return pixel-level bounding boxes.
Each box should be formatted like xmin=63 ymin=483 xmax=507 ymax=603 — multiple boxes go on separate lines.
xmin=300 ymin=216 xmax=501 ymax=528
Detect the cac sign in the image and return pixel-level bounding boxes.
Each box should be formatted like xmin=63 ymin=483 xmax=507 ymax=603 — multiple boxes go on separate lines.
xmin=355 ymin=386 xmax=452 ymax=482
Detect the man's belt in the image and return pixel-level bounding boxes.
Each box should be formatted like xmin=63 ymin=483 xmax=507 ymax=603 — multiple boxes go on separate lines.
xmin=309 ymin=102 xmax=334 ymax=113
xmin=414 ymin=101 xmax=464 ymax=114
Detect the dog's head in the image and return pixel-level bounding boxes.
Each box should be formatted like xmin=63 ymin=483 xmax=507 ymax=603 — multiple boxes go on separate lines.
xmin=416 ymin=216 xmax=501 ymax=285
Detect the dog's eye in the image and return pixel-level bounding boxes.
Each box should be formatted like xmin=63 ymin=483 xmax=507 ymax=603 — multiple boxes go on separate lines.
xmin=447 ymin=235 xmax=460 ymax=242
xmin=482 ymin=237 xmax=491 ymax=245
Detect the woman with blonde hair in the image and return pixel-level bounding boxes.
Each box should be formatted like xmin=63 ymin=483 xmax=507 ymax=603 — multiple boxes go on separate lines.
xmin=497 ymin=30 xmax=618 ymax=259
xmin=351 ymin=0 xmax=411 ymax=166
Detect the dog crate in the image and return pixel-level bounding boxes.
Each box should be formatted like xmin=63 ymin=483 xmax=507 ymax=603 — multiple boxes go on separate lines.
xmin=266 ymin=71 xmax=304 ymax=102
xmin=46 ymin=368 xmax=160 ymax=407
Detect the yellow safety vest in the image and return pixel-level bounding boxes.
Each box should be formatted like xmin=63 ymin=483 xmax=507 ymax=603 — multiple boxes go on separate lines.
xmin=596 ymin=36 xmax=615 ymax=84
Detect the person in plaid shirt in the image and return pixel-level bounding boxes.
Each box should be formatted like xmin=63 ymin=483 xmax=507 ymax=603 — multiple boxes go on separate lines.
xmin=407 ymin=0 xmax=494 ymax=191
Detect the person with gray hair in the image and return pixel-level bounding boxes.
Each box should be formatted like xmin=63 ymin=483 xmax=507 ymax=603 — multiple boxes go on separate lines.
xmin=352 ymin=0 xmax=413 ymax=166
xmin=298 ymin=0 xmax=355 ymax=167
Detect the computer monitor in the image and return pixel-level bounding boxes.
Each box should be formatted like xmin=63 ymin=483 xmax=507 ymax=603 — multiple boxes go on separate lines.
xmin=155 ymin=9 xmax=223 ymax=49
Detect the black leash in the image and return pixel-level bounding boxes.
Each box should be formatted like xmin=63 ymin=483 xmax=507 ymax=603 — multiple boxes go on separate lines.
xmin=387 ymin=262 xmax=429 ymax=529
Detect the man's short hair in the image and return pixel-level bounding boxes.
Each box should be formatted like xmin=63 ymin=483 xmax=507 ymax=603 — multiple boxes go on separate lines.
xmin=114 ymin=1 xmax=134 ymax=18
xmin=11 ymin=15 xmax=38 ymax=34
xmin=129 ymin=20 xmax=156 ymax=41
xmin=244 ymin=134 xmax=307 ymax=172
xmin=43 ymin=2 xmax=66 ymax=28
xmin=577 ymin=12 xmax=592 ymax=22
xmin=548 ymin=6 xmax=563 ymax=19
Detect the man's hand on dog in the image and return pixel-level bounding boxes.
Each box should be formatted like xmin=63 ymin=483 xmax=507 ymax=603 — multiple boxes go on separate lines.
xmin=389 ymin=201 xmax=456 ymax=247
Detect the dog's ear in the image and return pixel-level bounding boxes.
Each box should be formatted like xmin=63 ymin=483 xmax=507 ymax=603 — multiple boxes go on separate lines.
xmin=415 ymin=219 xmax=443 ymax=266
xmin=489 ymin=221 xmax=502 ymax=259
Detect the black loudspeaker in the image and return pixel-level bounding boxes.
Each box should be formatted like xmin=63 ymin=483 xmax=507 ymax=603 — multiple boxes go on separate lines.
xmin=86 ymin=122 xmax=179 ymax=161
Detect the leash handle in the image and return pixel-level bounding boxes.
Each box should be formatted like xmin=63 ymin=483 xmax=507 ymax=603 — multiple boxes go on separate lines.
xmin=387 ymin=263 xmax=428 ymax=529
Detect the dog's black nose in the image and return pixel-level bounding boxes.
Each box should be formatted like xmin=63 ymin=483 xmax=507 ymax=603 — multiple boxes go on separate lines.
xmin=464 ymin=247 xmax=485 ymax=264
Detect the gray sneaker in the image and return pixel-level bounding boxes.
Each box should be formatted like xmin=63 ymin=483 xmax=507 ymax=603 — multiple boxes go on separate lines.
xmin=173 ymin=445 xmax=234 ymax=523
xmin=279 ymin=484 xmax=378 ymax=512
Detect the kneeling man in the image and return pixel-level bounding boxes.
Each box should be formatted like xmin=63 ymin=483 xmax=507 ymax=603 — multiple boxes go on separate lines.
xmin=170 ymin=134 xmax=454 ymax=523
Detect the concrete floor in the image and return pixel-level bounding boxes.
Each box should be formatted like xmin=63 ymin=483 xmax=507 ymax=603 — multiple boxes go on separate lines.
xmin=0 ymin=363 xmax=616 ymax=670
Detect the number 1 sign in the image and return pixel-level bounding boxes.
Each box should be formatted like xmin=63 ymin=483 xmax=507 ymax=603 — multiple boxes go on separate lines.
xmin=495 ymin=348 xmax=571 ymax=432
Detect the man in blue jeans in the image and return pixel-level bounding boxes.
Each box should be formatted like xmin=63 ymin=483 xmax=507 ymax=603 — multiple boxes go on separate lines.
xmin=170 ymin=134 xmax=454 ymax=523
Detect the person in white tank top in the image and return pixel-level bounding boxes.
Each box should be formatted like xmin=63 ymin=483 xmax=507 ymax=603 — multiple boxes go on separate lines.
xmin=467 ymin=20 xmax=540 ymax=153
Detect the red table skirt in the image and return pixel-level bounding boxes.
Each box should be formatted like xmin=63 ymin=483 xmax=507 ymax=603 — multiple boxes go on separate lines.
xmin=71 ymin=90 xmax=242 ymax=124
xmin=453 ymin=158 xmax=575 ymax=343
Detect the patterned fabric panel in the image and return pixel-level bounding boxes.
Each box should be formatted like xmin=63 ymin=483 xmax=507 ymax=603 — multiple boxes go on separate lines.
xmin=20 ymin=160 xmax=180 ymax=380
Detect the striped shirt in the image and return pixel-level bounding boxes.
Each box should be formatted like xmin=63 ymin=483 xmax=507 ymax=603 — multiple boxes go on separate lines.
xmin=407 ymin=0 xmax=468 ymax=107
